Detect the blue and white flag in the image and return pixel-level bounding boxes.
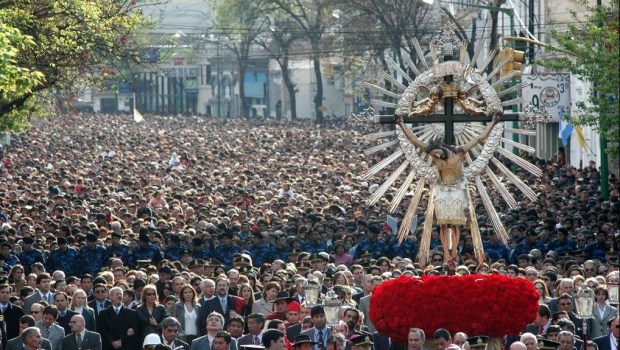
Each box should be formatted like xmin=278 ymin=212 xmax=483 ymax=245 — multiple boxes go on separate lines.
xmin=558 ymin=107 xmax=573 ymax=145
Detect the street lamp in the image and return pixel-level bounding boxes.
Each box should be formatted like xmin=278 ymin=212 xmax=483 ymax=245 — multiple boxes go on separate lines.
xmin=574 ymin=287 xmax=595 ymax=343
xmin=303 ymin=275 xmax=321 ymax=306
xmin=323 ymin=289 xmax=342 ymax=326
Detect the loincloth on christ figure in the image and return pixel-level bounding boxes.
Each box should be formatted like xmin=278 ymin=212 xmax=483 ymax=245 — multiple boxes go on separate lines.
xmin=432 ymin=178 xmax=469 ymax=225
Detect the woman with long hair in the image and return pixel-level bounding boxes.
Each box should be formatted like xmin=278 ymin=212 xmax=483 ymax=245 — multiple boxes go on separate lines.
xmin=238 ymin=282 xmax=255 ymax=317
xmin=135 ymin=284 xmax=168 ymax=340
xmin=69 ymin=289 xmax=96 ymax=331
xmin=170 ymin=284 xmax=201 ymax=344
xmin=332 ymin=271 xmax=349 ymax=287
xmin=8 ymin=265 xmax=26 ymax=293
xmin=533 ymin=279 xmax=552 ymax=305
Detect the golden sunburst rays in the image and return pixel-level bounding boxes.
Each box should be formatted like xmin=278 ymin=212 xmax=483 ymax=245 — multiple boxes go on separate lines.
xmin=359 ymin=24 xmax=543 ymax=251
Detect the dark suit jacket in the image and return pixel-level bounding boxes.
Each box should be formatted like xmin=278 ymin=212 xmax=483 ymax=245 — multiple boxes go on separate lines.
xmin=569 ymin=312 xmax=592 ymax=339
xmin=162 ymin=337 xmax=190 ymax=350
xmin=238 ymin=332 xmax=264 ymax=347
xmin=373 ymin=332 xmax=404 ymax=350
xmin=353 ymin=292 xmax=366 ymax=304
xmin=60 ymin=330 xmax=102 ymax=350
xmin=593 ymin=334 xmax=612 ymax=350
xmin=88 ymin=299 xmax=112 ymax=322
xmin=57 ymin=309 xmax=80 ymax=335
xmin=0 ymin=302 xmax=24 ymax=348
xmin=98 ymin=305 xmax=138 ymax=350
xmin=524 ymin=323 xmax=542 ymax=336
xmin=287 ymin=323 xmax=302 ymax=341
xmin=75 ymin=306 xmax=97 ymax=332
xmin=135 ymin=304 xmax=168 ymax=339
xmin=5 ymin=336 xmax=52 ymax=350
xmin=197 ymin=295 xmax=244 ymax=334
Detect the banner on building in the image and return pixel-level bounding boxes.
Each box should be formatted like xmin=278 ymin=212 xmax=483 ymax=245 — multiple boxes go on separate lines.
xmin=522 ymin=73 xmax=571 ymax=123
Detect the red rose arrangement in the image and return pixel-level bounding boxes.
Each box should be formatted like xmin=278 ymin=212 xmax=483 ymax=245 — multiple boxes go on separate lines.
xmin=369 ymin=275 xmax=539 ymax=344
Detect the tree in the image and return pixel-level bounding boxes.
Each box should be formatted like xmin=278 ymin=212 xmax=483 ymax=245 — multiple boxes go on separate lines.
xmin=255 ymin=17 xmax=304 ymax=120
xmin=0 ymin=0 xmax=146 ymax=131
xmin=269 ymin=0 xmax=339 ymax=124
xmin=543 ymin=0 xmax=619 ymax=157
xmin=343 ymin=0 xmax=436 ymax=74
xmin=211 ymin=0 xmax=269 ymax=119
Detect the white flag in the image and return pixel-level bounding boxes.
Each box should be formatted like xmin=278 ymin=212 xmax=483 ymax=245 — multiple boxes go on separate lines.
xmin=386 ymin=215 xmax=398 ymax=235
xmin=133 ymin=108 xmax=144 ymax=123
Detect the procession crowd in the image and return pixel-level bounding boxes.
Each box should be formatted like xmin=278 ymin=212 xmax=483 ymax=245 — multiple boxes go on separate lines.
xmin=0 ymin=114 xmax=617 ymax=350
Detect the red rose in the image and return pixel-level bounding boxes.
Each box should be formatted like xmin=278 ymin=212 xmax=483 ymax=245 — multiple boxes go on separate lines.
xmin=370 ymin=275 xmax=539 ymax=344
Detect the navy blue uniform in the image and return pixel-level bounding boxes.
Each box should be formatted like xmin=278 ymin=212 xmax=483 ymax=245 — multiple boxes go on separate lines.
xmin=303 ymin=241 xmax=327 ymax=254
xmin=131 ymin=244 xmax=163 ymax=267
xmin=78 ymin=245 xmax=108 ymax=275
xmin=18 ymin=249 xmax=45 ymax=275
xmin=214 ymin=244 xmax=242 ymax=269
xmin=106 ymin=243 xmax=132 ymax=264
xmin=355 ymin=239 xmax=388 ymax=259
xmin=247 ymin=244 xmax=272 ymax=266
xmin=387 ymin=237 xmax=417 ymax=259
xmin=46 ymin=247 xmax=79 ymax=277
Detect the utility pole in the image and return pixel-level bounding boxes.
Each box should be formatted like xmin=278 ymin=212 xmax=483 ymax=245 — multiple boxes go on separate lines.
xmin=217 ymin=41 xmax=222 ymax=118
xmin=596 ymin=0 xmax=609 ymax=199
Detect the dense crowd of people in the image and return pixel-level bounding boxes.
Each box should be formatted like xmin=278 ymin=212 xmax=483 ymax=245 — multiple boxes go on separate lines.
xmin=0 ymin=113 xmax=617 ymax=350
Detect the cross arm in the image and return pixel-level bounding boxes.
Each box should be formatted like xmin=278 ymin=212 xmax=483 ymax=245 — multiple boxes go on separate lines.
xmin=372 ymin=113 xmax=521 ymax=124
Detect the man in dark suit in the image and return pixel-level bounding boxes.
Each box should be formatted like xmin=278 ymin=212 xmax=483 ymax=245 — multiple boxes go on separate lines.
xmin=88 ymin=283 xmax=112 ymax=323
xmin=5 ymin=316 xmax=52 ymax=350
xmin=160 ymin=317 xmax=190 ymax=350
xmin=198 ymin=277 xmax=244 ymax=334
xmin=525 ymin=304 xmax=552 ymax=336
xmin=238 ymin=313 xmax=266 ymax=346
xmin=53 ymin=291 xmax=79 ymax=335
xmin=60 ymin=314 xmax=102 ymax=350
xmin=593 ymin=316 xmax=619 ymax=350
xmin=557 ymin=294 xmax=591 ymax=339
xmin=98 ymin=286 xmax=138 ymax=350
xmin=0 ymin=283 xmax=24 ymax=348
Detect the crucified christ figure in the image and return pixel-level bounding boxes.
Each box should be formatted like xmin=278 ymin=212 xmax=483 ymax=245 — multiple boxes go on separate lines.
xmin=395 ymin=112 xmax=503 ymax=265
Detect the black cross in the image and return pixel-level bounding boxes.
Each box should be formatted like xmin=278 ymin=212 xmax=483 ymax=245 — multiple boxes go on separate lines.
xmin=375 ymin=54 xmax=520 ymax=145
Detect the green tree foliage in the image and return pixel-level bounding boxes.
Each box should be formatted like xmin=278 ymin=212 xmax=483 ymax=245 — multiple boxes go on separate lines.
xmin=544 ymin=0 xmax=619 ymax=155
xmin=0 ymin=0 xmax=145 ymax=131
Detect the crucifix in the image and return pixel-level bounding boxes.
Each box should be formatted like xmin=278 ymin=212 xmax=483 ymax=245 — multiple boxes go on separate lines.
xmin=372 ymin=51 xmax=521 ymax=146
xmin=349 ymin=22 xmax=550 ymax=267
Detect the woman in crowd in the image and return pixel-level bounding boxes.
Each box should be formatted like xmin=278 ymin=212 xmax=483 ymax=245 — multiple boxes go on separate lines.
xmin=377 ymin=257 xmax=393 ymax=274
xmin=171 ymin=284 xmax=201 ymax=344
xmin=252 ymin=281 xmax=279 ymax=315
xmin=9 ymin=264 xmax=26 ymax=293
xmin=70 ymin=289 xmax=96 ymax=331
xmin=534 ymin=279 xmax=552 ymax=305
xmin=238 ymin=282 xmax=256 ymax=319
xmin=136 ymin=284 xmax=168 ymax=340
xmin=590 ymin=285 xmax=618 ymax=338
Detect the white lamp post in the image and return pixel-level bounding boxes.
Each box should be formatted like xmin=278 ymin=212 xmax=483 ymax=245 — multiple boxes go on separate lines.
xmin=303 ymin=275 xmax=321 ymax=306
